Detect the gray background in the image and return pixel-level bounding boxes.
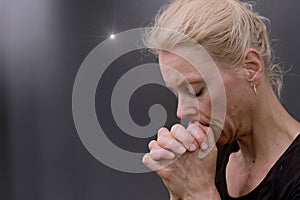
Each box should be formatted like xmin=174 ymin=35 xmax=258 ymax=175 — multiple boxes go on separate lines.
xmin=1 ymin=0 xmax=299 ymax=200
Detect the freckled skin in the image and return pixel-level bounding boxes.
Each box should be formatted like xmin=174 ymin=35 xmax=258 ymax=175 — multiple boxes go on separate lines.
xmin=143 ymin=50 xmax=300 ymax=198
xmin=158 ymin=51 xmax=256 ymax=145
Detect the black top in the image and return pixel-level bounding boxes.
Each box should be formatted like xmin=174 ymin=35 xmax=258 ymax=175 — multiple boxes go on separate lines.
xmin=215 ymin=135 xmax=300 ymax=200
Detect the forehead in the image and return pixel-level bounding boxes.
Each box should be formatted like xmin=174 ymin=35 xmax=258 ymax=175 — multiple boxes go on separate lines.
xmin=158 ymin=51 xmax=202 ymax=86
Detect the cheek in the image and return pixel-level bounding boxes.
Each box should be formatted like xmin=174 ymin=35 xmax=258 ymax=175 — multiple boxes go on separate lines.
xmin=198 ymin=97 xmax=212 ymax=119
xmin=224 ymin=78 xmax=254 ymax=121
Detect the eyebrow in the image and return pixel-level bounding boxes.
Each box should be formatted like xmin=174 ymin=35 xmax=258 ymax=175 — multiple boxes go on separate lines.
xmin=173 ymin=76 xmax=204 ymax=89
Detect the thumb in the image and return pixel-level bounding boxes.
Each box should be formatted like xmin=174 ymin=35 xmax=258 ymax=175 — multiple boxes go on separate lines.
xmin=198 ymin=127 xmax=216 ymax=159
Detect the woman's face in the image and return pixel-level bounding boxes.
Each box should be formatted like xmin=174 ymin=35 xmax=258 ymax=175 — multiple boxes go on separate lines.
xmin=158 ymin=51 xmax=255 ymax=145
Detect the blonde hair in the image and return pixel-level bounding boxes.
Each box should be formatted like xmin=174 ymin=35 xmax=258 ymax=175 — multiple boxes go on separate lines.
xmin=145 ymin=0 xmax=284 ymax=97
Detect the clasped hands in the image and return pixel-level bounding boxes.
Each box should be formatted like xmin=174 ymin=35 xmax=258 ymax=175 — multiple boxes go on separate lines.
xmin=142 ymin=122 xmax=220 ymax=200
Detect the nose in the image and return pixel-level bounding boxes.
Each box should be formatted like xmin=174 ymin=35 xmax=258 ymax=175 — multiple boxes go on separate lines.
xmin=176 ymin=101 xmax=183 ymax=119
xmin=176 ymin=96 xmax=198 ymax=120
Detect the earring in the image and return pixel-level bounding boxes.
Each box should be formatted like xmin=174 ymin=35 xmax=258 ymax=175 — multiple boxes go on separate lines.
xmin=253 ymin=83 xmax=257 ymax=95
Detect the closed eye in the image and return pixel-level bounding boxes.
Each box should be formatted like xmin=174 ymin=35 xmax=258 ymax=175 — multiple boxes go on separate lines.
xmin=195 ymin=88 xmax=204 ymax=97
xmin=188 ymin=82 xmax=206 ymax=98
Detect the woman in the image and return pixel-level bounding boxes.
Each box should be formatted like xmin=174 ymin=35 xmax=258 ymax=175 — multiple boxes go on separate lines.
xmin=142 ymin=0 xmax=300 ymax=199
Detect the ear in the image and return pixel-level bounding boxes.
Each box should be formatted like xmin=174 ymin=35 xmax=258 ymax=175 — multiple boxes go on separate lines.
xmin=242 ymin=48 xmax=265 ymax=86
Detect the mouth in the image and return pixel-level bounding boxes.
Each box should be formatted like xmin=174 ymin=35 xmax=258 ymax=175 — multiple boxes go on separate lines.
xmin=188 ymin=120 xmax=210 ymax=127
xmin=199 ymin=121 xmax=210 ymax=127
xmin=188 ymin=120 xmax=222 ymax=140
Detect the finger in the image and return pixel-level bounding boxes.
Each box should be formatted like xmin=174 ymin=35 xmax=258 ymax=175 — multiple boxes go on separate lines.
xmin=142 ymin=153 xmax=172 ymax=171
xmin=157 ymin=127 xmax=169 ymax=138
xmin=197 ymin=122 xmax=210 ymax=133
xmin=148 ymin=140 xmax=160 ymax=151
xmin=142 ymin=153 xmax=161 ymax=171
xmin=149 ymin=140 xmax=176 ymax=160
xmin=157 ymin=131 xmax=187 ymax=155
xmin=186 ymin=122 xmax=206 ymax=147
xmin=206 ymin=127 xmax=216 ymax=148
xmin=170 ymin=124 xmax=198 ymax=152
xmin=150 ymin=148 xmax=176 ymax=161
xmin=198 ymin=127 xmax=216 ymax=159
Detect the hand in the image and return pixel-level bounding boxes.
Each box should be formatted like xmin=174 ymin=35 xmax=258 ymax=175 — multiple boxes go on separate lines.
xmin=142 ymin=123 xmax=220 ymax=200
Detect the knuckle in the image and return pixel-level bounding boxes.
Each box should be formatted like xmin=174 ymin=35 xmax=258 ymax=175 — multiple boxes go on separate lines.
xmin=142 ymin=153 xmax=150 ymax=165
xmin=171 ymin=125 xmax=193 ymax=145
xmin=165 ymin=139 xmax=179 ymax=151
xmin=187 ymin=127 xmax=205 ymax=144
xmin=170 ymin=124 xmax=183 ymax=133
xmin=186 ymin=123 xmax=197 ymax=132
xmin=157 ymin=127 xmax=169 ymax=137
xmin=157 ymin=136 xmax=166 ymax=147
xmin=195 ymin=132 xmax=205 ymax=142
xmin=170 ymin=124 xmax=185 ymax=139
xmin=148 ymin=140 xmax=157 ymax=150
xmin=150 ymin=149 xmax=162 ymax=160
xmin=157 ymin=135 xmax=174 ymax=148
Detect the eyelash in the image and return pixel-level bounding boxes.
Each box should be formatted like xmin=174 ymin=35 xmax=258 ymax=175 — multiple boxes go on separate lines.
xmin=169 ymin=86 xmax=204 ymax=98
xmin=195 ymin=88 xmax=204 ymax=97
xmin=187 ymin=87 xmax=204 ymax=98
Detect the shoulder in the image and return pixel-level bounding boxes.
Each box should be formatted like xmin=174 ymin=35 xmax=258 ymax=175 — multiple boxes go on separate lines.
xmin=268 ymin=135 xmax=300 ymax=199
xmin=278 ymin=134 xmax=300 ymax=174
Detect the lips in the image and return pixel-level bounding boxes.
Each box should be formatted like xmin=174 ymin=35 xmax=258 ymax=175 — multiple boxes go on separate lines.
xmin=199 ymin=121 xmax=210 ymax=127
xmin=188 ymin=120 xmax=210 ymax=126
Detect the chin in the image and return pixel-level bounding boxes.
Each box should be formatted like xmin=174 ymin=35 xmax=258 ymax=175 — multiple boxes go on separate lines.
xmin=215 ymin=132 xmax=234 ymax=147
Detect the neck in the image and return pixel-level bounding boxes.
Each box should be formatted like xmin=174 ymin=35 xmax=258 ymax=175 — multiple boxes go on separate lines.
xmin=237 ymin=84 xmax=300 ymax=165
